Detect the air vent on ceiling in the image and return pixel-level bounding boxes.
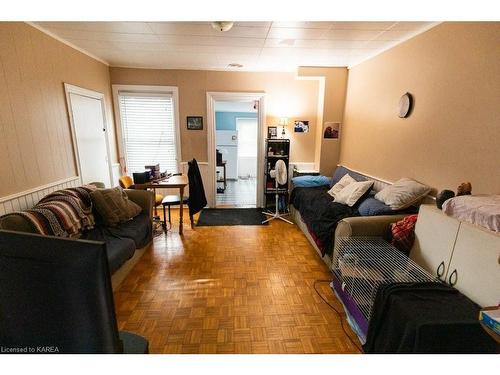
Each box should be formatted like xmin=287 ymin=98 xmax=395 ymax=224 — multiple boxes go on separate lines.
xmin=227 ymin=63 xmax=243 ymax=68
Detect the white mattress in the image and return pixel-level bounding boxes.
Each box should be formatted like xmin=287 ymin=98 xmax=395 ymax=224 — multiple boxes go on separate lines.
xmin=442 ymin=195 xmax=500 ymax=232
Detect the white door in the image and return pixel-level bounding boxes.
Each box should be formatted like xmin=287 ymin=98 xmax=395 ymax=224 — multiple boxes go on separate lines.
xmin=236 ymin=118 xmax=258 ymax=178
xmin=67 ymin=88 xmax=112 ymax=187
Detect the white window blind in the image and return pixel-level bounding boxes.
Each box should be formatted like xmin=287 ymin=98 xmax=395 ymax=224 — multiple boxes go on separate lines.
xmin=118 ymin=92 xmax=178 ymax=174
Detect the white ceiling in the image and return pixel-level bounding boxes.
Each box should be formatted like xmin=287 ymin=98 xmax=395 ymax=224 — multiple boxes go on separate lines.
xmin=33 ymin=21 xmax=438 ymax=71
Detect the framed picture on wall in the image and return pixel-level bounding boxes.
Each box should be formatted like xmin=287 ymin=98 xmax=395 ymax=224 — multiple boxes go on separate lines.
xmin=187 ymin=116 xmax=203 ymax=130
xmin=267 ymin=126 xmax=277 ymax=139
xmin=294 ymin=120 xmax=309 ymax=133
xmin=323 ymin=122 xmax=340 ymax=139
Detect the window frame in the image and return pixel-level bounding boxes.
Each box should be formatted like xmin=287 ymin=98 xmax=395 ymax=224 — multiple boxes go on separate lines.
xmin=112 ymin=85 xmax=182 ymax=175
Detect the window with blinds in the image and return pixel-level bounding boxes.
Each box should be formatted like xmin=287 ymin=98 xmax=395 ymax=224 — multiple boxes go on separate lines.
xmin=118 ymin=92 xmax=178 ymax=174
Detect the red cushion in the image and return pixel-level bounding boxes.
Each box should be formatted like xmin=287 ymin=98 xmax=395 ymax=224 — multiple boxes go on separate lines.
xmin=390 ymin=214 xmax=418 ymax=255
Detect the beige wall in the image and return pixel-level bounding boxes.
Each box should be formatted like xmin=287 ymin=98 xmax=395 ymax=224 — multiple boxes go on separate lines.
xmin=298 ymin=67 xmax=348 ymax=175
xmin=109 ymin=68 xmax=320 ymax=163
xmin=0 ymin=22 xmax=115 ymax=198
xmin=341 ymin=22 xmax=500 ymax=194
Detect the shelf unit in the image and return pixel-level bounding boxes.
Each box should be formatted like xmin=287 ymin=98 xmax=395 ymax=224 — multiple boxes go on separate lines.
xmin=264 ymin=138 xmax=290 ymax=212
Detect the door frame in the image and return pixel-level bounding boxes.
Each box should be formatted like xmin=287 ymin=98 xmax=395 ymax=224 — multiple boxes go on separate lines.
xmin=206 ymin=91 xmax=266 ymax=208
xmin=64 ymin=83 xmax=113 ymax=187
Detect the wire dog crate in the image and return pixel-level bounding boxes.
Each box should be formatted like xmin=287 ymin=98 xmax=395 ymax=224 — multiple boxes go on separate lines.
xmin=331 ymin=237 xmax=438 ymax=341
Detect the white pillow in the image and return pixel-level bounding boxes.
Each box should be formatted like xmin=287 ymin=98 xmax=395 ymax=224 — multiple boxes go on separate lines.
xmin=375 ymin=178 xmax=431 ymax=210
xmin=334 ymin=180 xmax=374 ymax=207
xmin=327 ymin=174 xmax=356 ymax=198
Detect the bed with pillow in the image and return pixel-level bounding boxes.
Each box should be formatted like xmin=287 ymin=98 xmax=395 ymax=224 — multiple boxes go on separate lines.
xmin=290 ymin=166 xmax=430 ymax=262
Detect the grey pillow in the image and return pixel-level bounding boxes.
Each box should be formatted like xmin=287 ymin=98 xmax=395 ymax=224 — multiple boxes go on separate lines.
xmin=374 ymin=178 xmax=431 ymax=210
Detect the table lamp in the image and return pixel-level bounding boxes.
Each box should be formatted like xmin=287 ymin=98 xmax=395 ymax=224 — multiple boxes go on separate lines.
xmin=279 ymin=117 xmax=288 ymax=138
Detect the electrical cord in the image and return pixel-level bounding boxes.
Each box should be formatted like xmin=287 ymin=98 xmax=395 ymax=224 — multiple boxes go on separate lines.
xmin=313 ymin=279 xmax=363 ymax=353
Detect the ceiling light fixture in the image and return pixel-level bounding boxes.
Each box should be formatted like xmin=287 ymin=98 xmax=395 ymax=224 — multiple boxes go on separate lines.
xmin=211 ymin=21 xmax=234 ymax=32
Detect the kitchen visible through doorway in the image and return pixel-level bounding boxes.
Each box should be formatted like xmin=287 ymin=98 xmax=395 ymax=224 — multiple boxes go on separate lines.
xmin=215 ymin=100 xmax=258 ymax=207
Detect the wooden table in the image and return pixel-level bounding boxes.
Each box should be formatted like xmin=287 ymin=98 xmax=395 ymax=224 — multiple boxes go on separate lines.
xmin=137 ymin=174 xmax=189 ymax=235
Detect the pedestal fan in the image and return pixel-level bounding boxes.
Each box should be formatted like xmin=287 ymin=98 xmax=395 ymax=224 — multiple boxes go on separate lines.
xmin=262 ymin=159 xmax=293 ymax=224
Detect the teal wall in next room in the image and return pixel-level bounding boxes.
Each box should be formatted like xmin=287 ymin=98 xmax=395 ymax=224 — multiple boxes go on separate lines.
xmin=215 ymin=111 xmax=257 ymax=130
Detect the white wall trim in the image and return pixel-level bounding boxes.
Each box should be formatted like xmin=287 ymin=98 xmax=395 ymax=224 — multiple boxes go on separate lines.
xmin=290 ymin=162 xmax=318 ymax=172
xmin=64 ymin=83 xmax=114 ymax=187
xmin=0 ymin=177 xmax=82 ymax=216
xmin=339 ymin=164 xmax=394 ymax=185
xmin=26 ymin=22 xmax=110 ymax=66
xmin=112 ymin=84 xmax=182 ymax=175
xmin=0 ymin=176 xmax=80 ymax=204
xmin=206 ymin=92 xmax=266 ymax=208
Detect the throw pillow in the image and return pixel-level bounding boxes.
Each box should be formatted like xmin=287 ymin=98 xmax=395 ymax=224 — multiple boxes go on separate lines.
xmin=291 ymin=175 xmax=331 ymax=188
xmin=388 ymin=214 xmax=419 ymax=255
xmin=358 ymin=197 xmax=394 ymax=216
xmin=334 ymin=180 xmax=374 ymax=207
xmin=330 ymin=166 xmax=367 ymax=188
xmin=90 ymin=187 xmax=142 ymax=227
xmin=327 ymin=173 xmax=356 ymax=198
xmin=375 ymin=178 xmax=431 ymax=210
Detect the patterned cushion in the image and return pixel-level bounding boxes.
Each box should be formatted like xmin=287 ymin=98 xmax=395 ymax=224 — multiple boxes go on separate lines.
xmin=327 ymin=173 xmax=356 ymax=198
xmin=389 ymin=214 xmax=419 ymax=255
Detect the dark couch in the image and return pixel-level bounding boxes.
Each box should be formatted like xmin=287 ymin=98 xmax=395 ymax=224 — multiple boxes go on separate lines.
xmin=0 ymin=189 xmax=154 ymax=274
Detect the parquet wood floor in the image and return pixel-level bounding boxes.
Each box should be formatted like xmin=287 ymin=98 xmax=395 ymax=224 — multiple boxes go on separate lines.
xmin=113 ymin=209 xmax=361 ymax=354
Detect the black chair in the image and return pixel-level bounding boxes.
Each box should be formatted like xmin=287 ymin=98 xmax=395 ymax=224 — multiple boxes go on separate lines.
xmin=0 ymin=230 xmax=148 ymax=354
xmin=161 ymin=194 xmax=188 ymax=229
xmin=160 ymin=161 xmax=207 ymax=231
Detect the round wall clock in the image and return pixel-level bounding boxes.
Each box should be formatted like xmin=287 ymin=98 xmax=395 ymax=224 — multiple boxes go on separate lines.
xmin=398 ymin=92 xmax=413 ymax=118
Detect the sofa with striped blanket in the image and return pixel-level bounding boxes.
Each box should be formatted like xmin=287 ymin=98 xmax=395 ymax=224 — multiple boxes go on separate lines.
xmin=0 ymin=186 xmax=154 ymax=276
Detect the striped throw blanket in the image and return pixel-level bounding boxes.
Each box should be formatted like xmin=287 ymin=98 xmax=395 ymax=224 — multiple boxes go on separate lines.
xmin=1 ymin=185 xmax=97 ymax=237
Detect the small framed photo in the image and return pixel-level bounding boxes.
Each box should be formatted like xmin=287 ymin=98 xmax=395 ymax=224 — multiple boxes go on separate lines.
xmin=294 ymin=120 xmax=309 ymax=133
xmin=187 ymin=116 xmax=203 ymax=130
xmin=323 ymin=122 xmax=340 ymax=139
xmin=267 ymin=126 xmax=277 ymax=139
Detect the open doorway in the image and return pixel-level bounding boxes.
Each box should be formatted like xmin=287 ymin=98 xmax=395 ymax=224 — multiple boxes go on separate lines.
xmin=214 ymin=101 xmax=258 ymax=207
xmin=206 ymin=92 xmax=265 ymax=208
